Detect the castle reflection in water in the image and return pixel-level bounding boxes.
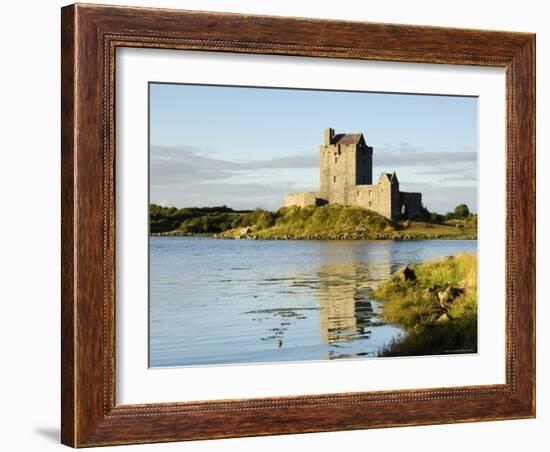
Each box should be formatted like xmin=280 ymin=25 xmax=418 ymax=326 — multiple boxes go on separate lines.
xmin=317 ymin=262 xmax=387 ymax=346
xmin=285 ymin=244 xmax=394 ymax=359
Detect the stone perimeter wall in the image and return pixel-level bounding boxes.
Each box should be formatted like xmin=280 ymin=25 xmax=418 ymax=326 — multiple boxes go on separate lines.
xmin=284 ymin=191 xmax=326 ymax=207
xmin=284 ymin=187 xmax=422 ymax=220
xmin=353 ymin=182 xmax=394 ymax=219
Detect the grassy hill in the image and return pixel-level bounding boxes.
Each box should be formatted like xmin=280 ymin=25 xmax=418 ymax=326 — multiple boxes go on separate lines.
xmin=218 ymin=205 xmax=477 ymax=240
xmin=219 ymin=205 xmax=393 ymax=239
xmin=150 ymin=203 xmax=477 ymax=240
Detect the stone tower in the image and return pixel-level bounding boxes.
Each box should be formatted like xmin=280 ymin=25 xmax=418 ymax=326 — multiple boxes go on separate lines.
xmin=319 ymin=128 xmax=373 ymax=205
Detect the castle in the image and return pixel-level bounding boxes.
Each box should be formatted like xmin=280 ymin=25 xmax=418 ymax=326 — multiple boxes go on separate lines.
xmin=284 ymin=128 xmax=422 ymax=219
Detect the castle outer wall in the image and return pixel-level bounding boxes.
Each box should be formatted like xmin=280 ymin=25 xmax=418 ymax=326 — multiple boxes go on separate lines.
xmin=353 ymin=178 xmax=398 ymax=220
xmin=284 ymin=191 xmax=326 ymax=207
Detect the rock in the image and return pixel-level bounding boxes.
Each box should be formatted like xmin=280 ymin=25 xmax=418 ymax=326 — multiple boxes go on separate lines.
xmin=436 ymin=313 xmax=452 ymax=322
xmin=437 ymin=286 xmax=465 ymax=309
xmin=240 ymin=227 xmax=252 ymax=235
xmin=355 ymin=225 xmax=367 ymax=233
xmin=422 ymin=288 xmax=434 ymax=302
xmin=392 ymin=265 xmax=417 ymax=282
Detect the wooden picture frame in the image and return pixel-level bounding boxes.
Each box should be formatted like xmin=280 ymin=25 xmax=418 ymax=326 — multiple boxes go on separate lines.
xmin=61 ymin=3 xmax=535 ymax=447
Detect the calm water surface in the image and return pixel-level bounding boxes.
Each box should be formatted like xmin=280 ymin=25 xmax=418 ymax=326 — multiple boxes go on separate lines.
xmin=149 ymin=238 xmax=477 ymax=367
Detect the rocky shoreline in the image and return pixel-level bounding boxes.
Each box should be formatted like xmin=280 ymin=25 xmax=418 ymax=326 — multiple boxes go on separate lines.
xmin=150 ymin=231 xmax=477 ymax=241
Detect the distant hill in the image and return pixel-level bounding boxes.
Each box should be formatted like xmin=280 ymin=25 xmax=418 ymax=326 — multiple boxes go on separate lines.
xmin=149 ymin=204 xmax=252 ymax=234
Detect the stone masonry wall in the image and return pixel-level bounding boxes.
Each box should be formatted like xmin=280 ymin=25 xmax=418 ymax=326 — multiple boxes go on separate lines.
xmin=284 ymin=191 xmax=323 ymax=207
xmin=319 ymin=144 xmax=357 ymax=205
xmin=353 ymin=176 xmax=399 ymax=219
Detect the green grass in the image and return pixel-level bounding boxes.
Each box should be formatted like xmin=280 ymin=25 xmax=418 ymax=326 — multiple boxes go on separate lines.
xmin=373 ymin=253 xmax=477 ymax=356
xmin=150 ymin=203 xmax=477 ymax=240
xmin=398 ymin=220 xmax=477 ymax=238
xmin=219 ymin=205 xmax=476 ymax=240
xmin=377 ymin=318 xmax=478 ymax=357
xmin=245 ymin=204 xmax=394 ymax=239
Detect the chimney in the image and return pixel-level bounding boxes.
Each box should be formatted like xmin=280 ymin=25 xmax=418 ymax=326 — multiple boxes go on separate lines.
xmin=324 ymin=128 xmax=335 ymax=145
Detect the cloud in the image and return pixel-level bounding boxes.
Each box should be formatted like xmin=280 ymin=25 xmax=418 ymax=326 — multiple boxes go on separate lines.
xmin=150 ymin=146 xmax=316 ymax=210
xmin=151 ymin=145 xmax=317 ymax=181
xmin=150 ymin=146 xmax=239 ymax=185
xmin=372 ymin=143 xmax=477 ymax=197
xmin=399 ymin=182 xmax=477 ymax=213
xmin=150 ymin=143 xmax=477 ymax=213
xmin=373 ymin=143 xmax=476 ymax=168
xmin=153 ymin=181 xmax=295 ymax=211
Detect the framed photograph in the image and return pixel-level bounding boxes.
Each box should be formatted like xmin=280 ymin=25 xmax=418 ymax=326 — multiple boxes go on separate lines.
xmin=61 ymin=3 xmax=535 ymax=447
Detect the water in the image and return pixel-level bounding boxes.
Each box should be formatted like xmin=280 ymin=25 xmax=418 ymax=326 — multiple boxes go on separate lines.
xmin=149 ymin=238 xmax=477 ymax=367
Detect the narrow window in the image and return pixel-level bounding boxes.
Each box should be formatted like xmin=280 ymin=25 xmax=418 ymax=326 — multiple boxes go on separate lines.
xmin=369 ymin=190 xmax=372 ymax=197
xmin=335 ymin=156 xmax=338 ymax=164
xmin=333 ymin=176 xmax=336 ymax=183
xmin=369 ymin=201 xmax=372 ymax=207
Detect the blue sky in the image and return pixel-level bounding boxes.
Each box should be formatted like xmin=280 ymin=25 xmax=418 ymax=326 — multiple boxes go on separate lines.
xmin=150 ymin=83 xmax=477 ymax=214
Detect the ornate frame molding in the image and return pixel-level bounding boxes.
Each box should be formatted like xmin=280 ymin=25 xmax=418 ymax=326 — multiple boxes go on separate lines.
xmin=61 ymin=4 xmax=535 ymax=447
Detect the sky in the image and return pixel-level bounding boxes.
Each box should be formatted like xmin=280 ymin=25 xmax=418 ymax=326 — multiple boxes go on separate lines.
xmin=149 ymin=83 xmax=477 ymax=214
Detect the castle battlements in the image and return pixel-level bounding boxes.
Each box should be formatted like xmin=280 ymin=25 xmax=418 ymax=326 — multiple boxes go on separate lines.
xmin=284 ymin=128 xmax=422 ymax=220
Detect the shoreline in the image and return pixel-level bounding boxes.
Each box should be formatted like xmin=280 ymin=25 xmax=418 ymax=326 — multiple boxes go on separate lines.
xmin=150 ymin=232 xmax=477 ymax=241
xmin=150 ymin=204 xmax=477 ymax=242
